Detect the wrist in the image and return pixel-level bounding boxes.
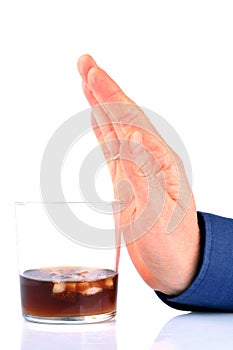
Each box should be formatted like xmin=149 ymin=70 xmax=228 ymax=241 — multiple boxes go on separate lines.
xmin=157 ymin=217 xmax=201 ymax=296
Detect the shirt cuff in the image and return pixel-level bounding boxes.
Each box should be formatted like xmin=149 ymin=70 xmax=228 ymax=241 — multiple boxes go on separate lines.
xmin=156 ymin=211 xmax=233 ymax=311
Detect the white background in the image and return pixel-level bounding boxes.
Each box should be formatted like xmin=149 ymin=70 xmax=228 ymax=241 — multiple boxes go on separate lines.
xmin=1 ymin=1 xmax=233 ymax=348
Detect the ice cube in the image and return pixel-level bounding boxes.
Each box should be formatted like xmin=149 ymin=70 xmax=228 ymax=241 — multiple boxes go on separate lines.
xmin=76 ymin=281 xmax=90 ymax=292
xmin=104 ymin=277 xmax=114 ymax=289
xmin=65 ymin=282 xmax=77 ymax=292
xmin=79 ymin=286 xmax=103 ymax=296
xmin=52 ymin=281 xmax=66 ymax=293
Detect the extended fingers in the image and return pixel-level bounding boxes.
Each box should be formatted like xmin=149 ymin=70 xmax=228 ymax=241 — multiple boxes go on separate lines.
xmin=87 ymin=66 xmax=147 ymax=132
xmin=78 ymin=54 xmax=129 ymax=104
xmin=87 ymin=66 xmax=131 ymax=105
xmin=83 ymin=81 xmax=120 ymax=158
xmin=77 ymin=54 xmax=97 ymax=82
xmin=78 ymin=55 xmax=155 ymax=136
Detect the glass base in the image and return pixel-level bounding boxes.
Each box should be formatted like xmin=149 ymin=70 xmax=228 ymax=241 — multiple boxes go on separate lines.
xmin=23 ymin=310 xmax=116 ymax=324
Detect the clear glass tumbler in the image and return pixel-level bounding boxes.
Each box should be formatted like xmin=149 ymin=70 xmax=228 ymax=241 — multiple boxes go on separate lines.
xmin=15 ymin=201 xmax=121 ymax=324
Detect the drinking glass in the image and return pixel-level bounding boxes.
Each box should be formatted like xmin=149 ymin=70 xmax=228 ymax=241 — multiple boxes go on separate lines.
xmin=15 ymin=201 xmax=121 ymax=324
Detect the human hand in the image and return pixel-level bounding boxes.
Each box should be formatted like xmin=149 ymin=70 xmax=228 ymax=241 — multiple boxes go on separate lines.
xmin=77 ymin=55 xmax=200 ymax=295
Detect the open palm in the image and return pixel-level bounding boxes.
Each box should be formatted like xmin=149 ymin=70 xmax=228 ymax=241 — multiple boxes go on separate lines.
xmin=78 ymin=55 xmax=200 ymax=295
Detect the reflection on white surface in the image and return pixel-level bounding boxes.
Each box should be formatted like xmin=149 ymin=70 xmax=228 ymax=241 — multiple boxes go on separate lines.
xmin=16 ymin=310 xmax=233 ymax=349
xmin=20 ymin=320 xmax=117 ymax=350
xmin=151 ymin=313 xmax=233 ymax=349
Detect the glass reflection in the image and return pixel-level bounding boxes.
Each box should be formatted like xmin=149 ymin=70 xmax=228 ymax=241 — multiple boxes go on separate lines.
xmin=20 ymin=320 xmax=117 ymax=350
xmin=151 ymin=313 xmax=233 ymax=349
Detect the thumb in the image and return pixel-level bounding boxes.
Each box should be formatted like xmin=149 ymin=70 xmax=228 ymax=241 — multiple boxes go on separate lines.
xmin=129 ymin=131 xmax=160 ymax=181
xmin=120 ymin=131 xmax=165 ymax=203
xmin=119 ymin=131 xmax=167 ymax=242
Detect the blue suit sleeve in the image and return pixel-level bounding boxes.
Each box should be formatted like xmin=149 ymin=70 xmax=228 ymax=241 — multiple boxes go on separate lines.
xmin=156 ymin=212 xmax=233 ymax=311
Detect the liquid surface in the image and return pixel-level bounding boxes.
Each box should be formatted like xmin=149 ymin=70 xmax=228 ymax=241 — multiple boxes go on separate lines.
xmin=20 ymin=266 xmax=118 ymax=318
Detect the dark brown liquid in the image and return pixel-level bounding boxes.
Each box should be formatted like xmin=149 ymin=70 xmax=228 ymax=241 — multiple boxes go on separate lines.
xmin=20 ymin=267 xmax=118 ymax=317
